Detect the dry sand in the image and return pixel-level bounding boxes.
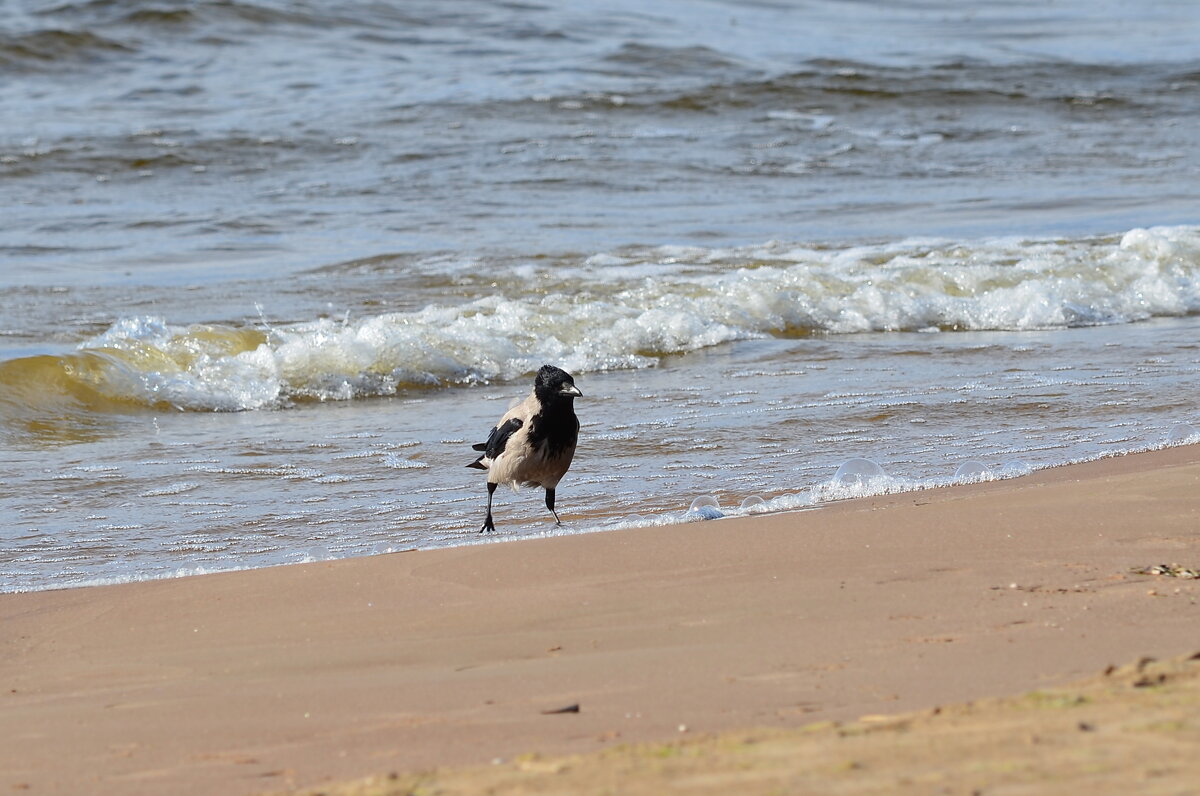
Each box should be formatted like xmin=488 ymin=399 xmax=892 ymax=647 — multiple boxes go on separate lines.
xmin=290 ymin=651 xmax=1200 ymax=796
xmin=2 ymin=445 xmax=1199 ymax=794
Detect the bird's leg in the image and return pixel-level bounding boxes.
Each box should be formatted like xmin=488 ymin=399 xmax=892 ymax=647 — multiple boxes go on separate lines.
xmin=545 ymin=488 xmax=562 ymax=525
xmin=480 ymin=482 xmax=497 ymax=533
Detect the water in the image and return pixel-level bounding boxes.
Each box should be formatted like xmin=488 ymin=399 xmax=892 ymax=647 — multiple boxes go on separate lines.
xmin=3 ymin=0 xmax=1199 ymax=592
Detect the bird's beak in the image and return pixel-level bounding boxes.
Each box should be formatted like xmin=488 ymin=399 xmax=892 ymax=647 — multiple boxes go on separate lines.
xmin=560 ymin=384 xmax=583 ymax=397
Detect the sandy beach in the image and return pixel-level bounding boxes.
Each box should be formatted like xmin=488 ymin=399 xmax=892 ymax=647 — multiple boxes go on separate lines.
xmin=3 ymin=444 xmax=1198 ymax=794
xmin=6 ymin=4 xmax=1200 ymax=793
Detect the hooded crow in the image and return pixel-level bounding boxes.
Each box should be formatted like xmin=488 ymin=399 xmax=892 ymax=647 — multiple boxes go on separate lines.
xmin=467 ymin=365 xmax=583 ymax=533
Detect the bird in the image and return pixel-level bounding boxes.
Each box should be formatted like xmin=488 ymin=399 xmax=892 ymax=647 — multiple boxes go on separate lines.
xmin=467 ymin=364 xmax=582 ymax=533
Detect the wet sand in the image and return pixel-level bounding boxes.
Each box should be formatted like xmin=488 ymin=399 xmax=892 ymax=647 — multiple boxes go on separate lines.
xmin=3 ymin=445 xmax=1199 ymax=794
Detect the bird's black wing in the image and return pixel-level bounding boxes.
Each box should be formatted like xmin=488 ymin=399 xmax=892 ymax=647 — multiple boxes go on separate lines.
xmin=484 ymin=417 xmax=523 ymax=459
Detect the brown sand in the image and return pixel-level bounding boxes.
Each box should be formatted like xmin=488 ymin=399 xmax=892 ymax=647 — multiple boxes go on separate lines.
xmin=2 ymin=445 xmax=1199 ymax=794
xmin=292 ymin=652 xmax=1200 ymax=796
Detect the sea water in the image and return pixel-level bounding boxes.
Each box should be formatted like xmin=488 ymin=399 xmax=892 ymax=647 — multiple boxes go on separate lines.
xmin=2 ymin=0 xmax=1199 ymax=592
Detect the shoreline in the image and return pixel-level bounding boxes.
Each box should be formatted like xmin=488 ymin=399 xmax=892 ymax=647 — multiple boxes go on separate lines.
xmin=12 ymin=434 xmax=1196 ymax=597
xmin=3 ymin=444 xmax=1199 ymax=793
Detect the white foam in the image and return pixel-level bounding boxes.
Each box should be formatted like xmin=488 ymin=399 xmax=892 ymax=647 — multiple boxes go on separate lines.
xmin=997 ymin=460 xmax=1033 ymax=477
xmin=17 ymin=564 xmax=237 ymax=593
xmin=138 ymin=481 xmax=200 ymax=497
xmin=56 ymin=225 xmax=1200 ymax=412
xmin=382 ymin=453 xmax=430 ymax=470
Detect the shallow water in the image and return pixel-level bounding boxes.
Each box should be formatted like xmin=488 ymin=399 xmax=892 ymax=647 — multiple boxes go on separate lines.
xmin=5 ymin=313 xmax=1197 ymax=593
xmin=3 ymin=0 xmax=1199 ymax=592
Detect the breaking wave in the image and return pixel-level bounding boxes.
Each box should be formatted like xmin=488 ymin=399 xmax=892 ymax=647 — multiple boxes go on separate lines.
xmin=1 ymin=225 xmax=1197 ymax=414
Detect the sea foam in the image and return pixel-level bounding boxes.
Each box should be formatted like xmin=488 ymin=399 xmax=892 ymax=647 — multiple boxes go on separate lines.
xmin=4 ymin=225 xmax=1196 ymax=413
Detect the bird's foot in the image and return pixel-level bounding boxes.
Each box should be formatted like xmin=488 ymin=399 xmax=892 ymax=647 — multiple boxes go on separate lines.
xmin=479 ymin=515 xmax=496 ymax=533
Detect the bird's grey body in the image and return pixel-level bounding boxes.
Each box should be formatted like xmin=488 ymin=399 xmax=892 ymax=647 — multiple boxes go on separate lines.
xmin=468 ymin=365 xmax=582 ymax=532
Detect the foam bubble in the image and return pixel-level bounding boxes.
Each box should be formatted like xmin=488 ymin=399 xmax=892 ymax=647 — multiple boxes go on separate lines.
xmin=303 ymin=545 xmax=331 ymax=562
xmin=997 ymin=460 xmax=1032 ymax=477
xmin=815 ymin=458 xmax=914 ymax=501
xmin=739 ymin=495 xmax=766 ymax=511
xmin=953 ymin=461 xmax=992 ymax=481
xmin=832 ymin=458 xmax=887 ymax=485
xmin=685 ymin=494 xmax=724 ymax=521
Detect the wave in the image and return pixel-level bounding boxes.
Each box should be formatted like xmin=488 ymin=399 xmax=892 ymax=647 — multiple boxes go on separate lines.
xmin=24 ymin=0 xmax=376 ymax=29
xmin=0 ymin=225 xmax=1197 ymax=415
xmin=522 ymin=57 xmax=1200 ymax=115
xmin=1 ymin=128 xmax=350 ymax=181
xmin=0 ymin=28 xmax=131 ymax=69
xmin=598 ymin=42 xmax=752 ymax=79
xmin=1 ymin=0 xmax=422 ymax=72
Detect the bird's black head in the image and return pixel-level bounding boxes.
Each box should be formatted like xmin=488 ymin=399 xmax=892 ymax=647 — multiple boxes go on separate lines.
xmin=534 ymin=364 xmax=582 ymax=403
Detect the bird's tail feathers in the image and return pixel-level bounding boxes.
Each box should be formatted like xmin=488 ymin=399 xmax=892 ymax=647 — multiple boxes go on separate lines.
xmin=466 ymin=456 xmax=488 ymax=470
